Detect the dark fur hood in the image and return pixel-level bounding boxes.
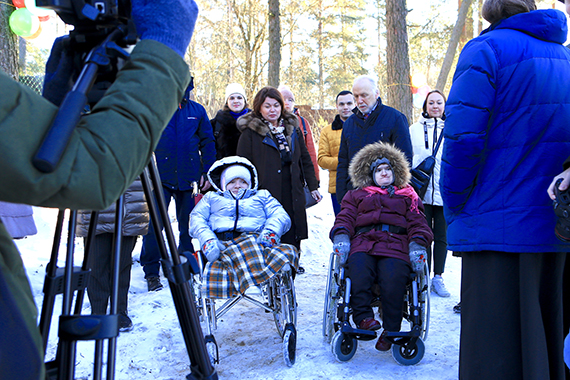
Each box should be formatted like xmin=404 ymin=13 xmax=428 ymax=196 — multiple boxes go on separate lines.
xmin=236 ymin=111 xmax=299 ymax=137
xmin=349 ymin=142 xmax=411 ymax=189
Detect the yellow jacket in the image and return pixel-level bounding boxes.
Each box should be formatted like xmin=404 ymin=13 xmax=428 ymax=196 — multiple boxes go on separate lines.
xmin=318 ymin=115 xmax=344 ymax=194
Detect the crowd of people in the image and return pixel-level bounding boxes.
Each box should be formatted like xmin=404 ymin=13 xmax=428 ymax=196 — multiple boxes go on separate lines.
xmin=2 ymin=0 xmax=570 ymax=378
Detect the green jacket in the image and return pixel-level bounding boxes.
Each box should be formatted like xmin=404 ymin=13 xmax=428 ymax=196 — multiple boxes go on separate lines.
xmin=0 ymin=40 xmax=190 ymax=378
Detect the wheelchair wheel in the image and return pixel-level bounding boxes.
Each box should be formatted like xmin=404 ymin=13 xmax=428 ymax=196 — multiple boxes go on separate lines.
xmin=322 ymin=252 xmax=341 ymax=343
xmin=282 ymin=323 xmax=296 ymax=367
xmin=391 ymin=338 xmax=425 ymax=366
xmin=272 ymin=269 xmax=297 ymax=338
xmin=331 ymin=330 xmax=358 ymax=362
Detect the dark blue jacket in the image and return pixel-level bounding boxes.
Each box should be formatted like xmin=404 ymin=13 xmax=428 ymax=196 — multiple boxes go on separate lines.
xmin=155 ymin=85 xmax=216 ymax=191
xmin=441 ymin=9 xmax=570 ymax=253
xmin=336 ymin=98 xmax=412 ymax=201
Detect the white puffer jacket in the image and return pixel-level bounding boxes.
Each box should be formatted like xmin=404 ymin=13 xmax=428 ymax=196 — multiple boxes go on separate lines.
xmin=189 ymin=156 xmax=291 ymax=247
xmin=409 ymin=116 xmax=445 ymax=206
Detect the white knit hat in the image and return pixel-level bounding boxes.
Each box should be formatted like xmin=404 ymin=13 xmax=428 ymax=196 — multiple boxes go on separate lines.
xmin=221 ymin=164 xmax=251 ymax=190
xmin=225 ymin=83 xmax=247 ymax=103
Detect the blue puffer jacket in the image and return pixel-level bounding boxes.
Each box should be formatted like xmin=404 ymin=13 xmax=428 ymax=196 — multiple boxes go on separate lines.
xmin=189 ymin=156 xmax=291 ymax=247
xmin=155 ymin=84 xmax=216 ymax=191
xmin=441 ymin=9 xmax=570 ymax=253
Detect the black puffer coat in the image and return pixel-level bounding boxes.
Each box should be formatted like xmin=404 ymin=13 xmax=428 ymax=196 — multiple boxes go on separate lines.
xmin=76 ymin=179 xmax=149 ymax=237
xmin=211 ymin=107 xmax=251 ymax=160
xmin=236 ymin=112 xmax=318 ymax=241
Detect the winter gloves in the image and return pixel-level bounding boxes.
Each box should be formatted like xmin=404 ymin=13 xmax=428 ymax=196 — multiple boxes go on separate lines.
xmin=333 ymin=233 xmax=351 ymax=264
xmin=257 ymin=229 xmax=280 ymax=248
xmin=409 ymin=241 xmax=427 ymax=273
xmin=203 ymin=239 xmax=225 ymax=262
xmin=132 ymin=0 xmax=199 ymax=57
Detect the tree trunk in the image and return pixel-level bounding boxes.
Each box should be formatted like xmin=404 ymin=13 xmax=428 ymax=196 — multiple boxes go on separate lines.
xmin=268 ymin=0 xmax=281 ymax=87
xmin=435 ymin=0 xmax=474 ymax=91
xmin=0 ymin=3 xmax=19 ymax=80
xmin=460 ymin=0 xmax=474 ymax=46
xmin=317 ymin=0 xmax=324 ymax=108
xmin=19 ymin=37 xmax=26 ymax=74
xmin=385 ymin=0 xmax=412 ymax=123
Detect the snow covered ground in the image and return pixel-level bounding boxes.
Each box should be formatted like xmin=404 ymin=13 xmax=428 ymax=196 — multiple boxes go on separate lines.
xmin=16 ymin=170 xmax=461 ymax=379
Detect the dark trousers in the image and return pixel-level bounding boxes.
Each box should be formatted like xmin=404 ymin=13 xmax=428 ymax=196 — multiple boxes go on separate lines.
xmin=86 ymin=233 xmax=137 ymax=315
xmin=424 ymin=204 xmax=447 ymax=275
xmin=564 ymin=258 xmax=570 ymax=379
xmin=460 ymin=251 xmax=566 ymax=380
xmin=140 ymin=186 xmax=195 ymax=279
xmin=331 ymin=193 xmax=341 ymax=216
xmin=347 ymin=252 xmax=410 ymax=332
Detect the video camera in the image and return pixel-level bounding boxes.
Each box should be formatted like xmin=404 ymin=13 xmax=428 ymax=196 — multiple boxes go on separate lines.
xmin=33 ymin=0 xmax=138 ymax=173
xmin=36 ymin=0 xmax=136 ymax=51
xmin=37 ymin=0 xmax=131 ymax=29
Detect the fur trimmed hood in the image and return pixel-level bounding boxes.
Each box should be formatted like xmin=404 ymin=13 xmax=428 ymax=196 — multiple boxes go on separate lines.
xmin=236 ymin=111 xmax=299 ymax=137
xmin=207 ymin=156 xmax=258 ymax=193
xmin=349 ymin=142 xmax=411 ymax=189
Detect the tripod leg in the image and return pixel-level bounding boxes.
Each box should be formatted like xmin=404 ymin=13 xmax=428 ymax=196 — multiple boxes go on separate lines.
xmin=58 ymin=210 xmax=79 ymax=380
xmin=39 ymin=209 xmax=65 ymax=353
xmin=74 ymin=211 xmax=99 ymax=316
xmin=106 ymin=195 xmax=125 ymax=380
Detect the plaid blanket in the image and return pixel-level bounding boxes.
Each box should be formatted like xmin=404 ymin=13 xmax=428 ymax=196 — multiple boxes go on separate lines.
xmin=203 ymin=233 xmax=298 ymax=299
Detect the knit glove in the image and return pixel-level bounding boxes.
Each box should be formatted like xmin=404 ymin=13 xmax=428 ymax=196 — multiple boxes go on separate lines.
xmin=203 ymin=239 xmax=221 ymax=262
xmin=43 ymin=36 xmax=75 ymax=106
xmin=132 ymin=0 xmax=199 ymax=57
xmin=332 ymin=233 xmax=351 ymax=264
xmin=257 ymin=229 xmax=280 ymax=248
xmin=409 ymin=241 xmax=427 ymax=273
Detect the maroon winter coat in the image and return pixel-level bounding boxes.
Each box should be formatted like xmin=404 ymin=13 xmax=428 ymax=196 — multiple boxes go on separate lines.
xmin=330 ymin=142 xmax=433 ymax=263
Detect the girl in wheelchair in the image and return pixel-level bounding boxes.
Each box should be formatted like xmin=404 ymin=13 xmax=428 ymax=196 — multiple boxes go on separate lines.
xmin=330 ymin=142 xmax=433 ymax=352
xmin=189 ymin=156 xmax=297 ymax=299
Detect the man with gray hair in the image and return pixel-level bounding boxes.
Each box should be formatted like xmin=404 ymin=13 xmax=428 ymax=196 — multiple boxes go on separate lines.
xmin=336 ymin=75 xmax=412 ymax=202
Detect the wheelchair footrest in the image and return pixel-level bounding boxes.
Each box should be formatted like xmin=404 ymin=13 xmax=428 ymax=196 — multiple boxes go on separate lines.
xmin=340 ymin=322 xmax=377 ymax=341
xmin=385 ymin=330 xmax=421 ymax=347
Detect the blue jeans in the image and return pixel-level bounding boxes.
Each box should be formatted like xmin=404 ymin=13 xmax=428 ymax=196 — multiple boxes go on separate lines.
xmin=331 ymin=193 xmax=341 ymax=216
xmin=140 ymin=186 xmax=195 ymax=279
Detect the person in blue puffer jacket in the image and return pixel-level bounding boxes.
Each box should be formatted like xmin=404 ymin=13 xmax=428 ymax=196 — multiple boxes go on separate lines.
xmin=189 ymin=156 xmax=297 ymax=298
xmin=440 ymin=1 xmax=570 ymax=378
xmin=140 ymin=79 xmax=216 ymax=292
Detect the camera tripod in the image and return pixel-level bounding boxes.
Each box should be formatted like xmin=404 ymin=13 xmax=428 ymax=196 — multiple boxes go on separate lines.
xmin=39 ymin=158 xmax=217 ymax=380
xmin=33 ymin=22 xmax=216 ymax=380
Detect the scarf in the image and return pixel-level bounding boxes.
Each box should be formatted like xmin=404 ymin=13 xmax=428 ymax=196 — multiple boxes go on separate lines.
xmin=263 ymin=118 xmax=292 ymax=163
xmin=363 ymin=184 xmax=420 ymax=214
xmin=230 ymin=108 xmax=249 ymax=120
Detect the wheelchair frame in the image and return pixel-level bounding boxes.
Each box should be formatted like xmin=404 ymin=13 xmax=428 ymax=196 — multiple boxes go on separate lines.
xmin=322 ymin=252 xmax=430 ymax=365
xmin=191 ymin=251 xmax=298 ymax=367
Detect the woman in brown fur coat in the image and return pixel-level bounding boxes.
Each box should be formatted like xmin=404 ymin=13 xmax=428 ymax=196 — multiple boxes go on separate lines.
xmin=236 ymin=87 xmax=320 ymax=272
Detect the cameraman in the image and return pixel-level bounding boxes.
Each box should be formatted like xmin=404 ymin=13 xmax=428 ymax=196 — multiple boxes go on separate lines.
xmin=0 ymin=1 xmax=198 ymax=378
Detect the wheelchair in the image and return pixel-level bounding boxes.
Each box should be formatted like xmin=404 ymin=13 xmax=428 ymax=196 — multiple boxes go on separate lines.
xmin=189 ymin=246 xmax=298 ymax=367
xmin=322 ymin=251 xmax=430 ymax=365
